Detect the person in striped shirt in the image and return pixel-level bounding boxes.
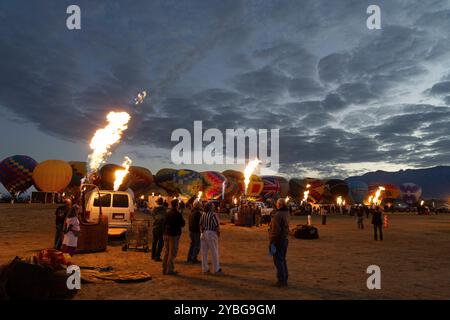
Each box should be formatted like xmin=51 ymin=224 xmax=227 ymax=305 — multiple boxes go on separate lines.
xmin=200 ymin=202 xmax=222 ymax=274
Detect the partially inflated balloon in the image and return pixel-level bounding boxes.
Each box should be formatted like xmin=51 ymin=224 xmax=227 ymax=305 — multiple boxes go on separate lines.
xmin=347 ymin=180 xmax=368 ymax=204
xmin=325 ymin=179 xmax=349 ymax=198
xmin=68 ymin=161 xmax=87 ymax=188
xmin=0 ymin=155 xmax=38 ymax=194
xmin=288 ymin=178 xmax=304 ymax=199
xmin=201 ymin=171 xmax=226 ymax=200
xmin=33 ymin=160 xmax=72 ymax=192
xmin=303 ymin=178 xmax=324 ymax=203
xmin=175 ymin=169 xmax=203 ymax=197
xmin=400 ymin=183 xmax=422 ymax=204
xmin=384 ymin=183 xmax=400 ymax=200
xmin=222 ymin=170 xmax=263 ymax=197
xmin=155 ymin=168 xmax=177 ymax=193
xmin=261 ymin=176 xmax=289 ymax=199
xmin=128 ymin=166 xmax=154 ymax=192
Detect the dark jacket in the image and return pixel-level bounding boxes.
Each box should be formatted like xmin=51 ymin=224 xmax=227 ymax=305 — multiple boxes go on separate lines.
xmin=55 ymin=205 xmax=70 ymax=225
xmin=189 ymin=208 xmax=202 ymax=233
xmin=152 ymin=205 xmax=167 ymax=233
xmin=164 ymin=208 xmax=186 ymax=236
xmin=371 ymin=210 xmax=383 ymax=225
xmin=269 ymin=209 xmax=290 ymax=244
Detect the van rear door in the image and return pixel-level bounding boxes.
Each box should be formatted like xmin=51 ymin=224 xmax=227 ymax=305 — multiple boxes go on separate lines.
xmin=110 ymin=193 xmax=130 ymax=226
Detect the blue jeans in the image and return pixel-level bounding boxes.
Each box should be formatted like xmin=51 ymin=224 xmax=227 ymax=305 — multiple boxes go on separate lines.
xmin=273 ymin=239 xmax=288 ymax=283
xmin=187 ymin=232 xmax=201 ymax=262
xmin=54 ymin=224 xmax=64 ymax=250
xmin=152 ymin=229 xmax=164 ymax=259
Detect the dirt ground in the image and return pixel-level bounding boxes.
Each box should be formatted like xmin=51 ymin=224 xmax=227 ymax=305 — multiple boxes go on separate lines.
xmin=0 ymin=203 xmax=449 ymax=300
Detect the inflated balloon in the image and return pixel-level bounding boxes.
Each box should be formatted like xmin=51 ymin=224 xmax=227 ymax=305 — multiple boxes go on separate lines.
xmin=155 ymin=168 xmax=178 ymax=193
xmin=288 ymin=178 xmax=304 ymax=199
xmin=222 ymin=170 xmax=263 ymax=197
xmin=128 ymin=166 xmax=154 ymax=192
xmin=400 ymin=183 xmax=422 ymax=204
xmin=140 ymin=184 xmax=169 ymax=197
xmin=99 ymin=164 xmax=130 ymax=191
xmin=261 ymin=176 xmax=289 ymax=199
xmin=33 ymin=160 xmax=73 ymax=192
xmin=384 ymin=183 xmax=400 ymax=200
xmin=175 ymin=169 xmax=203 ymax=197
xmin=68 ymin=161 xmax=87 ymax=188
xmin=347 ymin=180 xmax=368 ymax=204
xmin=201 ymin=171 xmax=226 ymax=200
xmin=303 ymin=178 xmax=324 ymax=203
xmin=0 ymin=155 xmax=38 ymax=194
xmin=325 ymin=179 xmax=349 ymax=197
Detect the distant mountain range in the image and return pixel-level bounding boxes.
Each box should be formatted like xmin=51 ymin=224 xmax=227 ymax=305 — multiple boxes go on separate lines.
xmin=346 ymin=166 xmax=450 ymax=199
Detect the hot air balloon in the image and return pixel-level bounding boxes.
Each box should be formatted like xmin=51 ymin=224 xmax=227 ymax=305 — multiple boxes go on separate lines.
xmin=68 ymin=161 xmax=87 ymax=188
xmin=347 ymin=180 xmax=368 ymax=204
xmin=325 ymin=179 xmax=349 ymax=202
xmin=32 ymin=160 xmax=73 ymax=192
xmin=0 ymin=155 xmax=38 ymax=195
xmin=174 ymin=169 xmax=204 ymax=197
xmin=222 ymin=170 xmax=263 ymax=197
xmin=261 ymin=176 xmax=289 ymax=199
xmin=201 ymin=171 xmax=226 ymax=200
xmin=400 ymin=183 xmax=422 ymax=205
xmin=155 ymin=168 xmax=178 ymax=193
xmin=303 ymin=178 xmax=324 ymax=203
xmin=288 ymin=178 xmax=304 ymax=199
xmin=128 ymin=166 xmax=154 ymax=192
xmin=99 ymin=164 xmax=130 ymax=191
xmin=384 ymin=183 xmax=400 ymax=200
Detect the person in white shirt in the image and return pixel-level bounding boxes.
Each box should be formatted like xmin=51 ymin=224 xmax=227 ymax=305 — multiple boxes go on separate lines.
xmin=62 ymin=205 xmax=81 ymax=256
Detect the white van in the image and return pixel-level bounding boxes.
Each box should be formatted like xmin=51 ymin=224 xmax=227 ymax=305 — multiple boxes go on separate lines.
xmin=84 ymin=190 xmax=135 ymax=237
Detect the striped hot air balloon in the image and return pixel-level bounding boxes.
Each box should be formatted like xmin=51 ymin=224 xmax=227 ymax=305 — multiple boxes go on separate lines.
xmin=0 ymin=155 xmax=38 ymax=194
xmin=201 ymin=171 xmax=226 ymax=200
xmin=347 ymin=180 xmax=368 ymax=204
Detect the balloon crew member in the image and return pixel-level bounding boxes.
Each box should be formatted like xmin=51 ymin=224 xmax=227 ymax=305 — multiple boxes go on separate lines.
xmin=269 ymin=198 xmax=290 ymax=287
xmin=151 ymin=197 xmax=167 ymax=261
xmin=187 ymin=200 xmax=203 ymax=263
xmin=54 ymin=199 xmax=72 ymax=250
xmin=62 ymin=204 xmax=81 ymax=256
xmin=162 ymin=199 xmax=185 ymax=275
xmin=372 ymin=206 xmax=384 ymax=241
xmin=200 ymin=202 xmax=222 ymax=274
xmin=357 ymin=206 xmax=365 ymax=229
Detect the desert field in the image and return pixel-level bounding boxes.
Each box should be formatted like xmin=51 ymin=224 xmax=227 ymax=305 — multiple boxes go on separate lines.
xmin=0 ymin=203 xmax=449 ymax=300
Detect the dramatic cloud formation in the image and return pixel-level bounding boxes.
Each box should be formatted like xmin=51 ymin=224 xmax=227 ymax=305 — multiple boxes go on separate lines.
xmin=0 ymin=0 xmax=450 ymax=178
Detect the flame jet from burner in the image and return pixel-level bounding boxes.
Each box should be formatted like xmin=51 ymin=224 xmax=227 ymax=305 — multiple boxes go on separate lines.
xmin=88 ymin=111 xmax=131 ymax=174
xmin=244 ymin=158 xmax=261 ymax=196
xmin=114 ymin=156 xmax=132 ymax=191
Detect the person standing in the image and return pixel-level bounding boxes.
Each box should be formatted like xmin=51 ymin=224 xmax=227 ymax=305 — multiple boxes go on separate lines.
xmin=269 ymin=198 xmax=290 ymax=287
xmin=62 ymin=205 xmax=80 ymax=256
xmin=320 ymin=206 xmax=328 ymax=225
xmin=372 ymin=206 xmax=383 ymax=241
xmin=187 ymin=200 xmax=203 ymax=263
xmin=356 ymin=206 xmax=364 ymax=229
xmin=200 ymin=202 xmax=222 ymax=274
xmin=162 ymin=199 xmax=185 ymax=275
xmin=54 ymin=199 xmax=72 ymax=250
xmin=151 ymin=198 xmax=166 ymax=261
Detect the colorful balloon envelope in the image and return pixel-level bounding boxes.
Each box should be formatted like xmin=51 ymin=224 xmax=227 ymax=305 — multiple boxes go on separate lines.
xmin=222 ymin=170 xmax=263 ymax=197
xmin=261 ymin=176 xmax=289 ymax=199
xmin=384 ymin=183 xmax=400 ymax=200
xmin=303 ymin=178 xmax=325 ymax=203
xmin=68 ymin=161 xmax=87 ymax=188
xmin=0 ymin=155 xmax=38 ymax=194
xmin=347 ymin=180 xmax=368 ymax=204
xmin=325 ymin=179 xmax=349 ymax=198
xmin=200 ymin=171 xmax=226 ymax=200
xmin=288 ymin=178 xmax=304 ymax=199
xmin=155 ymin=168 xmax=178 ymax=193
xmin=33 ymin=160 xmax=73 ymax=192
xmin=99 ymin=164 xmax=130 ymax=191
xmin=175 ymin=169 xmax=203 ymax=197
xmin=400 ymin=183 xmax=422 ymax=204
xmin=128 ymin=166 xmax=154 ymax=192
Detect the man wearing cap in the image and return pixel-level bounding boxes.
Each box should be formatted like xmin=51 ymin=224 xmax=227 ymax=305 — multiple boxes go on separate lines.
xmin=151 ymin=197 xmax=167 ymax=261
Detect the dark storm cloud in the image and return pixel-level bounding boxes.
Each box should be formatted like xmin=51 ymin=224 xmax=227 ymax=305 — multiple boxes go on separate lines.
xmin=1 ymin=0 xmax=450 ymax=177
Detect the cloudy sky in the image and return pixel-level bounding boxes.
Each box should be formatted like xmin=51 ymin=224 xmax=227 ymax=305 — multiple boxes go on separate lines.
xmin=1 ymin=0 xmax=450 ymax=181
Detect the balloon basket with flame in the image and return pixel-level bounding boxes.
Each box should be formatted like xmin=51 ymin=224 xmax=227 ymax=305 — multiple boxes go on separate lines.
xmin=76 ymin=183 xmax=108 ymax=254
